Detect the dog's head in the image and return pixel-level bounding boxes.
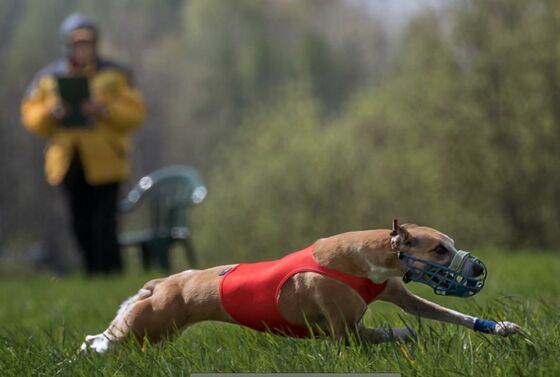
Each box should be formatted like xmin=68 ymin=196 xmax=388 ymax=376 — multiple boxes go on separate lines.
xmin=389 ymin=219 xmax=486 ymax=297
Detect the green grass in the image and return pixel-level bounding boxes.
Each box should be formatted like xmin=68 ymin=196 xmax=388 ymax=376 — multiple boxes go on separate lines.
xmin=0 ymin=249 xmax=559 ymax=376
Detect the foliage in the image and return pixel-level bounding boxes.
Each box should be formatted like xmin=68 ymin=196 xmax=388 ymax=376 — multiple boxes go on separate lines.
xmin=193 ymin=1 xmax=560 ymax=262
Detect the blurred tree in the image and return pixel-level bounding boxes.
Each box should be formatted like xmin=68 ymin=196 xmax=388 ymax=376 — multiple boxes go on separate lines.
xmin=193 ymin=85 xmax=328 ymax=263
xmin=168 ymin=0 xmax=389 ymax=169
xmin=170 ymin=0 xmax=272 ymax=169
xmin=450 ymin=0 xmax=560 ymax=247
xmin=193 ymin=0 xmax=560 ymax=266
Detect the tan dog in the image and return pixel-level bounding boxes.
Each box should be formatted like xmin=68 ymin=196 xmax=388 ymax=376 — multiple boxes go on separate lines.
xmin=81 ymin=221 xmax=521 ymax=353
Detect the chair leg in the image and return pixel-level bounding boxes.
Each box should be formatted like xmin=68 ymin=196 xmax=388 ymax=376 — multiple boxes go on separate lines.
xmin=182 ymin=238 xmax=197 ymax=268
xmin=140 ymin=242 xmax=151 ymax=271
xmin=156 ymin=238 xmax=171 ymax=273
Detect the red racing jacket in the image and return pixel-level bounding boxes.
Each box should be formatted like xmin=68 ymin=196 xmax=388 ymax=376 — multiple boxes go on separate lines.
xmin=219 ymin=245 xmax=387 ymax=337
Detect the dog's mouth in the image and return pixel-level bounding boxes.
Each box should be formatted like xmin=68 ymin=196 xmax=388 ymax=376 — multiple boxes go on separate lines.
xmin=399 ymin=252 xmax=487 ymax=297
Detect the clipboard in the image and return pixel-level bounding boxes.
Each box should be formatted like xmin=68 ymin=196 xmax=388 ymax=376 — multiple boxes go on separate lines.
xmin=56 ymin=76 xmax=92 ymax=127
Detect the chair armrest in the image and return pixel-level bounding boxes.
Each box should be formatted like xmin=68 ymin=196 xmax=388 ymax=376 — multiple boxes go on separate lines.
xmin=119 ymin=176 xmax=155 ymax=212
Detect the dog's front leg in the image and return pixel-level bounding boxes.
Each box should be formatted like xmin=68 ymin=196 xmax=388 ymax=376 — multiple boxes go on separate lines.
xmin=379 ymin=278 xmax=521 ymax=336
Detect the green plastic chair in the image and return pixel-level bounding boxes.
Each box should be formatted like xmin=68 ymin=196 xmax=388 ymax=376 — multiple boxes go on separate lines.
xmin=118 ymin=165 xmax=207 ymax=272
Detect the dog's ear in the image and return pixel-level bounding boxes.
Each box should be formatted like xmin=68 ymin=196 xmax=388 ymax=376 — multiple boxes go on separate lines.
xmin=390 ymin=219 xmax=410 ymax=250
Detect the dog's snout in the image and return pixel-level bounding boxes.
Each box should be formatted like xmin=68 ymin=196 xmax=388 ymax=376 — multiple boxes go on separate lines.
xmin=471 ymin=260 xmax=484 ymax=277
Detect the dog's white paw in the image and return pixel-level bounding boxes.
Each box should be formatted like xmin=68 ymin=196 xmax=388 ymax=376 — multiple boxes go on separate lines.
xmin=493 ymin=321 xmax=521 ymax=337
xmin=80 ymin=333 xmax=112 ymax=354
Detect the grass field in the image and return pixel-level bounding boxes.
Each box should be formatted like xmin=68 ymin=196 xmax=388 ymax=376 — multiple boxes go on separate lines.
xmin=0 ymin=249 xmax=559 ymax=376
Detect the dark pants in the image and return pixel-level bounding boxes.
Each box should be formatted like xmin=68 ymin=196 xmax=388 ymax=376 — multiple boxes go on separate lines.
xmin=62 ymin=152 xmax=123 ymax=275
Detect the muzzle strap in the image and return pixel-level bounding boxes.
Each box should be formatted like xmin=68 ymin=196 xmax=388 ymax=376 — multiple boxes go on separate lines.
xmin=449 ymin=250 xmax=470 ymax=271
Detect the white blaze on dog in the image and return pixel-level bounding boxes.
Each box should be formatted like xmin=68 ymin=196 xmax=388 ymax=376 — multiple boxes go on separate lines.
xmin=365 ymin=259 xmax=400 ymax=283
xmin=442 ymin=237 xmax=458 ymax=253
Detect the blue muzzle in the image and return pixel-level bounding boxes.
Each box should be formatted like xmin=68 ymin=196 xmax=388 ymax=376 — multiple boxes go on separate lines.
xmin=398 ymin=250 xmax=487 ymax=297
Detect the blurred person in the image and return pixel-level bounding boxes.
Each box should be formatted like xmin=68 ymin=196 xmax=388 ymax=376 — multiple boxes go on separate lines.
xmin=20 ymin=13 xmax=146 ymax=275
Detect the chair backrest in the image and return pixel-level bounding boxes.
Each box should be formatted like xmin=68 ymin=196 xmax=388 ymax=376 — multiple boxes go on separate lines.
xmin=120 ymin=165 xmax=207 ymax=237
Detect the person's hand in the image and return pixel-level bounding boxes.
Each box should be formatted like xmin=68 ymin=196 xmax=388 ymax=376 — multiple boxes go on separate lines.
xmin=81 ymin=99 xmax=109 ymax=119
xmin=49 ymin=100 xmax=69 ymax=122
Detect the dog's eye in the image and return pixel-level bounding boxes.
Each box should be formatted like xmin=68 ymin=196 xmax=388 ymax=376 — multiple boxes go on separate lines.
xmin=434 ymin=245 xmax=448 ymax=255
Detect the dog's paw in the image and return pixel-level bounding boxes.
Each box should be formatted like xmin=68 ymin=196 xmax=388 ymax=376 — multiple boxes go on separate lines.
xmin=80 ymin=333 xmax=112 ymax=354
xmin=493 ymin=321 xmax=522 ymax=337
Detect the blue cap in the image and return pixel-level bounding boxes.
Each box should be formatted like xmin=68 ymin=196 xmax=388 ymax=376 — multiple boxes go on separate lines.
xmin=59 ymin=13 xmax=98 ymax=43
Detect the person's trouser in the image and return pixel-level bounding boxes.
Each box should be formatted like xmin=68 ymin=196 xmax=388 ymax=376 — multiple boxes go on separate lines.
xmin=62 ymin=152 xmax=122 ymax=274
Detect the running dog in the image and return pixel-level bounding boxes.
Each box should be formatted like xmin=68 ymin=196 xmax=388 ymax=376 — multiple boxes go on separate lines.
xmin=81 ymin=220 xmax=521 ymax=353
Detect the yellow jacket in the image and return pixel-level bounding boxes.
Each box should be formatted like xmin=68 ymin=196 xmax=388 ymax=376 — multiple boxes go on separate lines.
xmin=21 ymin=59 xmax=146 ymax=186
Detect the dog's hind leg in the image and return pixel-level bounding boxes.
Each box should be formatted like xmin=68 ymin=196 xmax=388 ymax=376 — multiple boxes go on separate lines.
xmin=81 ymin=277 xmax=169 ymax=353
xmin=81 ymin=267 xmax=229 ymax=353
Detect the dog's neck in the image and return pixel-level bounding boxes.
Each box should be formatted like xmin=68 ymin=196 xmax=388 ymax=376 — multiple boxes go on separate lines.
xmin=313 ymin=230 xmax=403 ymax=283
